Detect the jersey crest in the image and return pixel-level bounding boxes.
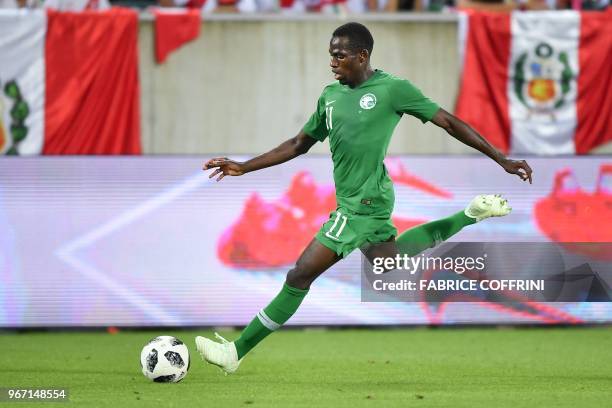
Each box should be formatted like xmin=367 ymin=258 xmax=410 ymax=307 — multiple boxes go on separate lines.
xmin=359 ymin=93 xmax=377 ymax=110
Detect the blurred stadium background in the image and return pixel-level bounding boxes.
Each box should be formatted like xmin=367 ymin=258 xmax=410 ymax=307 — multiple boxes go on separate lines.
xmin=0 ymin=1 xmax=611 ymax=406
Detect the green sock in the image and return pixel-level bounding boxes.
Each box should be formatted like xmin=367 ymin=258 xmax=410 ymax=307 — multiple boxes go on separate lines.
xmin=234 ymin=283 xmax=308 ymax=359
xmin=396 ymin=211 xmax=476 ymax=256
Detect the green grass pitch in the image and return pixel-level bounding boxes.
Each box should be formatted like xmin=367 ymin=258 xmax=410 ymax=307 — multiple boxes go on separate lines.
xmin=1 ymin=327 xmax=611 ymax=407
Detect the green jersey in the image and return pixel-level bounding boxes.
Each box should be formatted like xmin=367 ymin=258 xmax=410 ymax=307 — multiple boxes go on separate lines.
xmin=303 ymin=69 xmax=440 ymax=216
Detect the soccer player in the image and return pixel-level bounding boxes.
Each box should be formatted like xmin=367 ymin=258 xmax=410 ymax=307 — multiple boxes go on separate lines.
xmin=197 ymin=22 xmax=533 ymax=374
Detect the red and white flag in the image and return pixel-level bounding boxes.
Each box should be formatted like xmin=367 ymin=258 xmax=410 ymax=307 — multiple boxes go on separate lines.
xmin=0 ymin=9 xmax=141 ymax=155
xmin=456 ymin=10 xmax=612 ymax=155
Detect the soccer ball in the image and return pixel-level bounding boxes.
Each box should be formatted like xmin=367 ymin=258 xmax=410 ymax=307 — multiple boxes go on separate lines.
xmin=140 ymin=336 xmax=190 ymax=383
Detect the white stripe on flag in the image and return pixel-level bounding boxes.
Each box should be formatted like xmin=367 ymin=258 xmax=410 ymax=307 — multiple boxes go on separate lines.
xmin=508 ymin=11 xmax=580 ymax=155
xmin=257 ymin=309 xmax=281 ymax=331
xmin=0 ymin=10 xmax=46 ymax=155
xmin=457 ymin=11 xmax=469 ymax=78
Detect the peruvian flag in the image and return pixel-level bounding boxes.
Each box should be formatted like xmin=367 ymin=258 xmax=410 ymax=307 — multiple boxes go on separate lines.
xmin=456 ymin=10 xmax=612 ymax=155
xmin=0 ymin=9 xmax=140 ymax=155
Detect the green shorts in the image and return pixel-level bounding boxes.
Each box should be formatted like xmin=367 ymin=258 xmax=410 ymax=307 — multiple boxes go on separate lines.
xmin=315 ymin=207 xmax=397 ymax=258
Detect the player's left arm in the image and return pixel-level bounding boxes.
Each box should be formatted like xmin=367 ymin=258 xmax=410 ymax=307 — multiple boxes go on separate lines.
xmin=431 ymin=108 xmax=533 ymax=184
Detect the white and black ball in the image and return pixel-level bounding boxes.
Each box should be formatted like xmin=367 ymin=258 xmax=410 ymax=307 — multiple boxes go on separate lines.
xmin=140 ymin=336 xmax=190 ymax=383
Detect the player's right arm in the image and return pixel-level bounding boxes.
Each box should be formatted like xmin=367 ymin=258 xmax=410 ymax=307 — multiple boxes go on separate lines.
xmin=205 ymin=90 xmax=329 ymax=182
xmin=203 ymin=130 xmax=317 ymax=181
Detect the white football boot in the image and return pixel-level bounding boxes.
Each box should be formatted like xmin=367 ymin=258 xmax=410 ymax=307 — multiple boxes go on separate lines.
xmin=465 ymin=194 xmax=512 ymax=222
xmin=195 ymin=333 xmax=242 ymax=375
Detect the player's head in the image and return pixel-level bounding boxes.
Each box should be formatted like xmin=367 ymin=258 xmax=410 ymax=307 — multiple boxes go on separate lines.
xmin=332 ymin=22 xmax=374 ymax=56
xmin=329 ymin=22 xmax=374 ymax=87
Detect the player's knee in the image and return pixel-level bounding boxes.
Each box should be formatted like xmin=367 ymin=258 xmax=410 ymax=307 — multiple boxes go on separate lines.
xmin=285 ymin=266 xmax=312 ymax=290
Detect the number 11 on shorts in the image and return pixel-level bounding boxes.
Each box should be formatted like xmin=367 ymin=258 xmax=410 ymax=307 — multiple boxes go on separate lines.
xmin=325 ymin=211 xmax=347 ymax=241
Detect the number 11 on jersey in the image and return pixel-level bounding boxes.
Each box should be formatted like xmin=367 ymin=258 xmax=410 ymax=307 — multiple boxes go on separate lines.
xmin=325 ymin=106 xmax=333 ymax=130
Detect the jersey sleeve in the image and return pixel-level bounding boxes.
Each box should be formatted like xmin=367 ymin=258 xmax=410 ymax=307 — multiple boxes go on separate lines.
xmin=389 ymin=79 xmax=440 ymax=123
xmin=302 ymin=92 xmax=328 ymax=142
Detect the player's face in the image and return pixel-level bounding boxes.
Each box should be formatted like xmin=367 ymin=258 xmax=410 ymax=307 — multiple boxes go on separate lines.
xmin=329 ymin=36 xmax=366 ymax=87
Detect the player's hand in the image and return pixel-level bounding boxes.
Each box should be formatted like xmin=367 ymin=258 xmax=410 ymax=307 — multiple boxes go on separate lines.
xmin=500 ymin=158 xmax=533 ymax=184
xmin=203 ymin=157 xmax=246 ymax=182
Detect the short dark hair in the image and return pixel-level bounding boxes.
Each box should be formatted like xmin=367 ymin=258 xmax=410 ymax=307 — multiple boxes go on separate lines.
xmin=332 ymin=22 xmax=374 ymax=56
